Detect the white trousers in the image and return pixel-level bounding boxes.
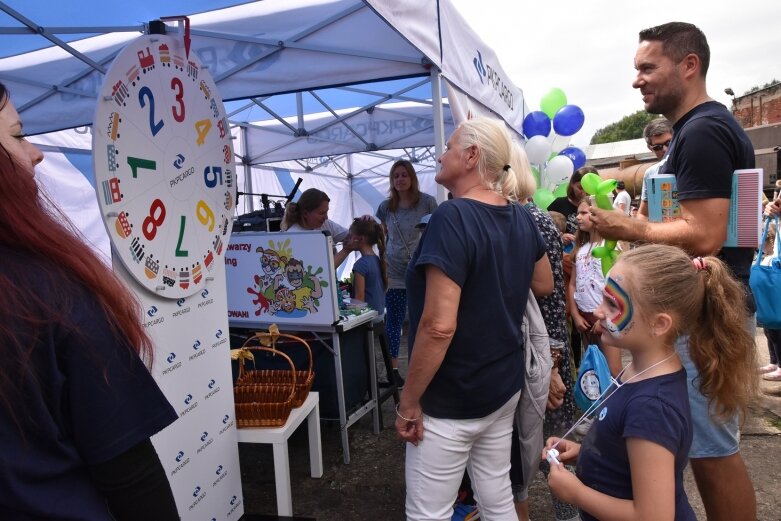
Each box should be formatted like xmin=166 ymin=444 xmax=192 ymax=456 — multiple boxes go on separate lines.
xmin=405 ymin=391 xmax=521 ymax=521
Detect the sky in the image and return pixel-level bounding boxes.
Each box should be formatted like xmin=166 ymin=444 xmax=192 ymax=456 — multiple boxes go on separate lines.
xmin=449 ymin=0 xmax=781 ymax=147
xmin=2 ymin=1 xmax=780 ymax=148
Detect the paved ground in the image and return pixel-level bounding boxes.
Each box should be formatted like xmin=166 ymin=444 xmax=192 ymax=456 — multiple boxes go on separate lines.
xmin=238 ymin=330 xmax=781 ymax=520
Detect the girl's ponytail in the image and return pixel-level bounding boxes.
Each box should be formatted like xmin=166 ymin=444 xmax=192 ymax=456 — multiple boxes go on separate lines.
xmin=689 ymin=256 xmax=758 ymax=422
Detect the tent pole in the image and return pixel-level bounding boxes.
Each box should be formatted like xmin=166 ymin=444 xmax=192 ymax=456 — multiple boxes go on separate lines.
xmin=241 ymin=124 xmax=254 ymax=213
xmin=431 ymin=68 xmax=447 ymax=203
xmin=348 ymin=154 xmax=355 ymax=219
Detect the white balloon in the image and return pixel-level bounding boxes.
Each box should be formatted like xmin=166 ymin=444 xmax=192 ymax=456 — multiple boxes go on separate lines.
xmin=549 ymin=133 xmax=572 ymax=153
xmin=546 ymin=155 xmax=575 ymax=186
xmin=525 ymin=135 xmax=552 ymax=165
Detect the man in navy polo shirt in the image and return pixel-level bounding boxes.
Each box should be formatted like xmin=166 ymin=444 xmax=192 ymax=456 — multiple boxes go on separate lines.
xmin=589 ymin=22 xmax=756 ymax=521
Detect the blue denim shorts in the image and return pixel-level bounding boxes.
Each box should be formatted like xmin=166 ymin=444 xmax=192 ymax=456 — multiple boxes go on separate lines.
xmin=675 ymin=320 xmax=753 ymax=458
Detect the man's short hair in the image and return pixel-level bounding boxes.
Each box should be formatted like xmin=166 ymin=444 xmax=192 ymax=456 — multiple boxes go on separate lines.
xmin=643 ymin=117 xmax=673 ymax=144
xmin=639 ymin=22 xmax=710 ymax=77
xmin=616 ymin=181 xmax=626 ymax=190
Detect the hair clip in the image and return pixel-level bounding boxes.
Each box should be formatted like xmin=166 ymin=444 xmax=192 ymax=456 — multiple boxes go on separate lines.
xmin=503 ymin=164 xmax=511 ymax=172
xmin=692 ymin=257 xmax=707 ymax=271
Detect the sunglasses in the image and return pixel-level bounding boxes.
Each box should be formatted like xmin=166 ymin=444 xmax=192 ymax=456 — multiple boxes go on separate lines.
xmin=649 ymin=140 xmax=671 ymax=152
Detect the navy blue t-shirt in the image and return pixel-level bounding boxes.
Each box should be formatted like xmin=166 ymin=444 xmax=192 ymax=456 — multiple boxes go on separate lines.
xmin=0 ymin=247 xmax=177 ymax=520
xmin=661 ymin=101 xmax=756 ymax=282
xmin=406 ymin=199 xmax=546 ymax=419
xmin=576 ymin=369 xmax=695 ymax=521
xmin=352 ymin=254 xmax=385 ymax=315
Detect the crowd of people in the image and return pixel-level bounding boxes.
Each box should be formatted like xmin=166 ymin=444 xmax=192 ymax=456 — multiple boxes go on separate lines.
xmin=386 ymin=21 xmax=771 ymax=521
xmin=3 ymin=16 xmax=778 ymax=521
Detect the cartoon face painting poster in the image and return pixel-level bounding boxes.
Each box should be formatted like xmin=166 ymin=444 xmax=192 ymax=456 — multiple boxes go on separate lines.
xmin=225 ymin=232 xmax=339 ymax=327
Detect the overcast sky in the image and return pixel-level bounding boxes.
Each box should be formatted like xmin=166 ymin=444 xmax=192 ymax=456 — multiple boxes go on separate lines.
xmin=450 ymin=0 xmax=781 ymax=148
xmin=3 ymin=0 xmax=780 ymax=149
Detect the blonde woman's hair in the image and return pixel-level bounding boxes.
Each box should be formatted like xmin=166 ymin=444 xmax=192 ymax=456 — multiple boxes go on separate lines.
xmin=456 ymin=118 xmax=536 ymax=201
xmin=619 ymin=244 xmax=758 ymax=422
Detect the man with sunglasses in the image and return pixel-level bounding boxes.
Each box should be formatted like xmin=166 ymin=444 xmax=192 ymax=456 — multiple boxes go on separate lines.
xmin=589 ymin=22 xmax=756 ymax=521
xmin=636 ymin=118 xmax=673 ymax=221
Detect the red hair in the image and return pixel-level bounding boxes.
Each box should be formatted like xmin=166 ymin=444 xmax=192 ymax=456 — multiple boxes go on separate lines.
xmin=0 ymin=84 xmax=153 ymax=426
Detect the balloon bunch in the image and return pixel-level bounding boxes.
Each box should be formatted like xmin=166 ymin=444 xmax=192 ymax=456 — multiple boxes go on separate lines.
xmin=580 ymin=171 xmax=619 ymax=275
xmin=524 ymin=88 xmax=588 ymax=210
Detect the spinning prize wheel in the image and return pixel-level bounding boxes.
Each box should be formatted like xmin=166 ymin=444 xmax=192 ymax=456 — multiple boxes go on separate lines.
xmin=93 ymin=33 xmax=235 ymax=298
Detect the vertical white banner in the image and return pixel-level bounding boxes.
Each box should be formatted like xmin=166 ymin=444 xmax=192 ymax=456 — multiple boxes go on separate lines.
xmin=93 ymin=33 xmax=244 ymax=520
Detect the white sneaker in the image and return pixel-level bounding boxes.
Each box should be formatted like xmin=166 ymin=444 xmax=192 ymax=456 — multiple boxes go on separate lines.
xmin=759 ymin=363 xmax=778 ymax=374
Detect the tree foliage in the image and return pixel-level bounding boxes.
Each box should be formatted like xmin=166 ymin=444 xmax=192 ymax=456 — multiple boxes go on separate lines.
xmin=743 ymin=79 xmax=780 ymax=96
xmin=590 ymin=110 xmax=660 ymax=145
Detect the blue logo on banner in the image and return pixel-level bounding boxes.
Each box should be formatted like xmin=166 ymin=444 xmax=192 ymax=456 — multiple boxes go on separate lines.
xmin=201 ymin=431 xmax=209 ymax=442
xmin=184 ymin=394 xmax=193 ymax=405
xmin=201 ymin=288 xmax=209 ymax=299
xmin=147 ymin=305 xmax=158 ymax=317
xmin=215 ymin=329 xmax=223 ymax=339
xmin=473 ymin=50 xmax=486 ymax=84
xmin=193 ymin=486 xmax=201 ymax=497
xmin=222 ymin=414 xmax=230 ymax=424
xmin=215 ymin=465 xmax=223 ymax=475
xmin=176 ymin=297 xmax=186 ymax=307
xmin=208 ymin=379 xmax=216 ymax=389
xmin=167 ymin=352 xmax=177 ymax=363
xmin=193 ymin=340 xmax=201 ymax=350
xmin=175 ymin=450 xmax=185 ymax=462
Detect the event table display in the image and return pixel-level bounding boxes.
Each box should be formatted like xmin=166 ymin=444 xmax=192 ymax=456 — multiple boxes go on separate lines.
xmin=225 ymin=230 xmax=380 ymax=464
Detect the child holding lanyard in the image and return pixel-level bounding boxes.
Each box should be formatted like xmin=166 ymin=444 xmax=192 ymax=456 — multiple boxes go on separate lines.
xmin=567 ymin=198 xmax=622 ymax=376
xmin=544 ymin=244 xmax=758 ymax=521
xmin=349 ymin=218 xmax=388 ymax=320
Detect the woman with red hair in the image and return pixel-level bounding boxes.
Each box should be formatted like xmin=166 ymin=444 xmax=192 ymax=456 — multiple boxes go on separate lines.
xmin=0 ymin=82 xmax=178 ymax=519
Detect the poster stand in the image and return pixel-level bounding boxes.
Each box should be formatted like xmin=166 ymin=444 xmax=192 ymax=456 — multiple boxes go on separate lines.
xmin=225 ymin=231 xmax=380 ymax=463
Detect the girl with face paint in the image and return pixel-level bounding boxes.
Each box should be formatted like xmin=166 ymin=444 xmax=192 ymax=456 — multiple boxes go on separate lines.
xmin=543 ymin=244 xmax=758 ymax=521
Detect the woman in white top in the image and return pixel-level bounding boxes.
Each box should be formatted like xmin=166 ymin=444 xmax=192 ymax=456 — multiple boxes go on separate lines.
xmin=281 ymin=188 xmax=354 ymax=267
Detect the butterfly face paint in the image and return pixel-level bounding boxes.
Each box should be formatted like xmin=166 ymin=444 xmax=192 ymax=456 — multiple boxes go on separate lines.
xmin=604 ymin=276 xmax=634 ymax=335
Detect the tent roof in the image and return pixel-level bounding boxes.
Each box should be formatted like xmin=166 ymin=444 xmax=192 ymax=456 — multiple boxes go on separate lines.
xmin=0 ymin=0 xmax=527 ymax=144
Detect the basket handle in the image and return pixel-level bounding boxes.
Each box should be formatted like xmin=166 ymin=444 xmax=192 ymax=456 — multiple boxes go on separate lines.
xmin=242 ymin=327 xmax=314 ymax=378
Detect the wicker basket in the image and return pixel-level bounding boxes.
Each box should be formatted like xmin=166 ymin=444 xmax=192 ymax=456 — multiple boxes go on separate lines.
xmin=233 ymin=346 xmax=296 ymax=428
xmin=235 ymin=327 xmax=315 ymax=408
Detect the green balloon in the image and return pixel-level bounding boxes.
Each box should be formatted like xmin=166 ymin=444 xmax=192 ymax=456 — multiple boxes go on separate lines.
xmin=597 ymin=179 xmax=618 ymax=194
xmin=595 ymin=194 xmax=612 ymax=209
xmin=553 ymin=182 xmax=568 ymax=197
xmin=600 ymin=256 xmax=615 ymax=276
xmin=533 ymin=188 xmax=555 ymax=210
xmin=580 ymin=172 xmax=601 ymax=195
xmin=540 ymin=88 xmax=567 ymax=119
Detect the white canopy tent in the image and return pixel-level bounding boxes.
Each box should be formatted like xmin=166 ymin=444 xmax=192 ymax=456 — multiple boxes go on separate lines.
xmin=1 ymin=0 xmax=529 ymax=262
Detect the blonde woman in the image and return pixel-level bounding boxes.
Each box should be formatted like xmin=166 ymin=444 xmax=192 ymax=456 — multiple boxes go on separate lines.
xmin=395 ymin=118 xmax=553 ymax=520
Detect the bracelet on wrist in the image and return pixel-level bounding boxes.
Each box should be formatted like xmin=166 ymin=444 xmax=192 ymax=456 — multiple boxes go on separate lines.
xmin=395 ymin=404 xmax=420 ymax=422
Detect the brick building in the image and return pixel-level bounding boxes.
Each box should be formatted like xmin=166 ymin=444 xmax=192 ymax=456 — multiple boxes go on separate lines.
xmin=731 ymin=82 xmax=781 ymax=128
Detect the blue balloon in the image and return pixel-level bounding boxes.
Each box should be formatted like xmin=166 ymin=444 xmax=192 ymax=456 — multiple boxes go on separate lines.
xmin=552 ymin=105 xmax=585 ymax=137
xmin=559 ymin=146 xmax=587 ymax=170
xmin=522 ymin=111 xmax=552 ymax=138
